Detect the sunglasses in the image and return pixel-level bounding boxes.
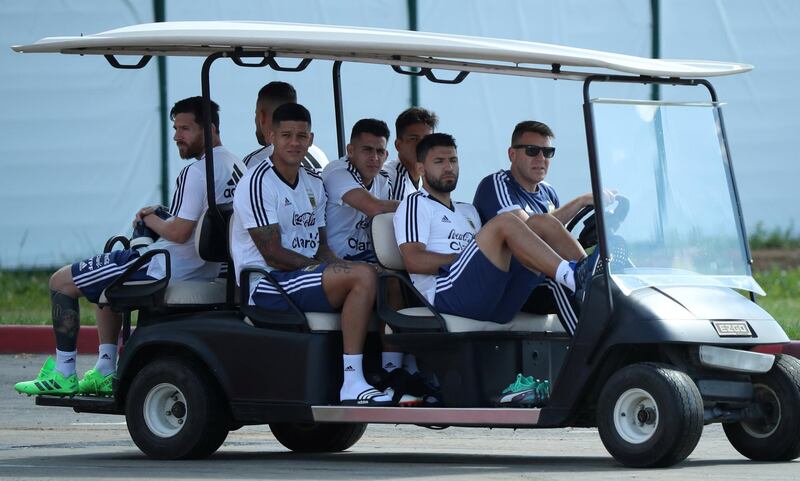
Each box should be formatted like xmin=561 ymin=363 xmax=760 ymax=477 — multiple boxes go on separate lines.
xmin=512 ymin=144 xmax=556 ymax=158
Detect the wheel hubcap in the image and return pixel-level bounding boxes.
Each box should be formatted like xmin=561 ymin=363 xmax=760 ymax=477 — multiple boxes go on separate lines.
xmin=143 ymin=383 xmax=187 ymax=438
xmin=742 ymin=383 xmax=781 ymax=439
xmin=613 ymin=388 xmax=659 ymax=444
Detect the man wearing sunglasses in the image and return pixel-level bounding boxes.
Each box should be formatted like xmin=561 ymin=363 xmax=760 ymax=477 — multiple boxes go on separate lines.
xmin=472 ymin=121 xmax=600 ymax=335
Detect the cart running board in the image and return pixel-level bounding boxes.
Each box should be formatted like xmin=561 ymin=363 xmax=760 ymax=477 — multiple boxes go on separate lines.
xmin=35 ymin=395 xmax=122 ymax=414
xmin=312 ymin=406 xmax=541 ymax=427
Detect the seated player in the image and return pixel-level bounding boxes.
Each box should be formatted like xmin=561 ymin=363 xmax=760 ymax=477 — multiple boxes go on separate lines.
xmin=242 ymin=81 xmax=328 ymax=172
xmin=230 ymin=103 xmax=392 ymax=406
xmin=394 ymin=133 xmax=598 ymax=326
xmin=15 ymin=97 xmax=239 ymax=397
xmin=322 ymin=118 xmax=435 ymax=406
xmin=384 ymin=107 xmax=438 ymax=201
xmin=473 ymin=120 xmax=603 ymax=334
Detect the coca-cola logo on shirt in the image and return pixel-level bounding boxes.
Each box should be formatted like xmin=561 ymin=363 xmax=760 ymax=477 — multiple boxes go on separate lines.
xmin=292 ymin=212 xmax=316 ymax=227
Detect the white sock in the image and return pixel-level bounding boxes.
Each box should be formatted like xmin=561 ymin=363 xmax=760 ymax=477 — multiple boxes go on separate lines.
xmin=94 ymin=344 xmax=117 ymax=376
xmin=340 ymin=354 xmax=391 ymax=402
xmin=555 ymin=260 xmax=576 ymax=292
xmin=55 ymin=349 xmax=77 ymax=377
xmin=403 ymin=354 xmax=419 ymax=374
xmin=382 ymin=352 xmax=403 ymax=372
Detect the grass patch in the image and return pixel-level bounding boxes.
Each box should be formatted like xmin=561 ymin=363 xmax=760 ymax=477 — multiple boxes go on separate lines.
xmin=0 ymin=270 xmax=96 ymax=325
xmin=753 ymin=267 xmax=800 ymax=339
xmin=1 ymin=264 xmax=798 ymax=339
xmin=749 ymin=222 xmax=800 ymax=250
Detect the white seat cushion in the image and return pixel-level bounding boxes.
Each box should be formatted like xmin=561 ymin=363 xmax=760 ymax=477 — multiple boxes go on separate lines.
xmin=397 ymin=307 xmax=565 ymax=333
xmin=164 ymin=279 xmax=227 ymax=305
xmin=245 ymin=312 xmax=380 ymax=332
xmin=371 ymin=212 xmax=404 ymax=270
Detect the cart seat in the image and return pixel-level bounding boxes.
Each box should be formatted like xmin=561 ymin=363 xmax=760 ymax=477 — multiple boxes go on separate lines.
xmin=244 ymin=311 xmax=380 ymax=333
xmin=371 ymin=212 xmax=564 ymax=334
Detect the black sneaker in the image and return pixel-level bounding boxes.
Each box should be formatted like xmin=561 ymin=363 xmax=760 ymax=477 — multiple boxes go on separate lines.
xmin=369 ymin=369 xmax=428 ymax=406
xmin=571 ymin=249 xmax=600 ymax=303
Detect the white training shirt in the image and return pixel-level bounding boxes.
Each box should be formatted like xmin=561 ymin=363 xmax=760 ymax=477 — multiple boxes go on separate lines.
xmin=231 ymin=158 xmax=327 ymax=282
xmin=394 ymin=187 xmax=482 ymax=302
xmin=244 ymin=143 xmax=328 ymax=171
xmin=322 ymin=157 xmax=392 ymax=259
xmin=384 ymin=159 xmax=421 ymax=201
xmin=146 ymin=145 xmax=238 ymax=281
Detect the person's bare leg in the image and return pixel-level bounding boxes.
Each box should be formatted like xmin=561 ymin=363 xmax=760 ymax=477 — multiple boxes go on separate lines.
xmin=525 ymin=213 xmax=586 ymax=261
xmin=322 ymin=263 xmax=391 ymax=404
xmin=321 ymin=262 xmax=377 ymax=354
xmin=48 ymin=266 xmax=83 ymax=376
xmin=475 ymin=212 xmax=562 ymax=278
xmin=96 ymin=307 xmax=122 ymax=345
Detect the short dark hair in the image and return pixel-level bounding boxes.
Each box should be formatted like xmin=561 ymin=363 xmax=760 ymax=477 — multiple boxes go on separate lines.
xmin=511 ymin=120 xmax=554 ymax=145
xmin=350 ymin=118 xmax=390 ymax=143
xmin=416 ymin=133 xmax=457 ymax=163
xmin=257 ymin=81 xmax=297 ymax=109
xmin=272 ymin=102 xmax=311 ymax=126
xmin=395 ymin=107 xmax=438 ymax=138
xmin=170 ymin=96 xmax=220 ymax=131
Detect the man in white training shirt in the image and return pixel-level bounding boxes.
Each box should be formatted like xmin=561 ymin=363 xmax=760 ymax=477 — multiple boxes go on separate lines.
xmin=384 ymin=107 xmax=438 ymax=201
xmin=16 ymin=97 xmax=239 ymax=397
xmin=240 ymin=81 xmax=328 ymax=175
xmin=322 ymin=118 xmax=397 ymax=262
xmin=394 ymin=133 xmax=599 ymax=325
xmin=323 ymin=119 xmax=436 ymax=406
xmin=231 ymin=103 xmax=392 ymax=406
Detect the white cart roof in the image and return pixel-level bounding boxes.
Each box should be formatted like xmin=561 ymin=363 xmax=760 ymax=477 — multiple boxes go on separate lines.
xmin=12 ymin=21 xmax=752 ymax=80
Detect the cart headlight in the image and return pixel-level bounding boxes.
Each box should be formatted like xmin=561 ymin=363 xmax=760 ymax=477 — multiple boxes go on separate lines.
xmin=698 ymin=345 xmax=774 ymax=373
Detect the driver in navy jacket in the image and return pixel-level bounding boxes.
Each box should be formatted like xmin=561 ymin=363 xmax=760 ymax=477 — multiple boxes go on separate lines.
xmin=473 ymin=121 xmax=609 ymax=335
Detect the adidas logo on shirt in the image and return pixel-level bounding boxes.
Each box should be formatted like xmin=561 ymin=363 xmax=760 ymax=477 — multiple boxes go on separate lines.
xmin=284 ymin=197 xmax=292 ymax=206
xmin=441 ymin=215 xmax=451 ymax=223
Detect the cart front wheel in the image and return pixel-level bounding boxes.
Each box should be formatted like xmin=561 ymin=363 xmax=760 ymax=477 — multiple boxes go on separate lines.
xmin=723 ymin=354 xmax=800 ymax=461
xmin=597 ymin=363 xmax=703 ymax=468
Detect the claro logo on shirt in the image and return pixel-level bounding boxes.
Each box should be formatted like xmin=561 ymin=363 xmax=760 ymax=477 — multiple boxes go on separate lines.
xmin=292 ymin=212 xmax=316 ymax=227
xmin=447 ymin=230 xmax=475 ymax=251
xmin=292 ymin=232 xmax=319 ymax=249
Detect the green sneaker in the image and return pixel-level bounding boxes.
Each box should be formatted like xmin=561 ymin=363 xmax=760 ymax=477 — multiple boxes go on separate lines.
xmin=14 ymin=357 xmax=78 ymax=396
xmin=78 ymin=369 xmax=115 ymax=396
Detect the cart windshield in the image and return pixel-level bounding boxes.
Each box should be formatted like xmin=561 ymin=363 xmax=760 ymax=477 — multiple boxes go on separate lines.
xmin=591 ymin=99 xmax=764 ymax=296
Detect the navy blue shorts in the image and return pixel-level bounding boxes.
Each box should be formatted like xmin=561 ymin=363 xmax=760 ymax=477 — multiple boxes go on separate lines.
xmin=433 ymin=240 xmax=543 ymax=324
xmin=71 ymin=249 xmax=154 ymax=304
xmin=250 ymin=264 xmax=335 ymax=312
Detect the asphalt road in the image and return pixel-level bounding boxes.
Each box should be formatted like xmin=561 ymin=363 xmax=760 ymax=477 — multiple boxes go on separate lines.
xmin=1 ymin=354 xmax=797 ymax=480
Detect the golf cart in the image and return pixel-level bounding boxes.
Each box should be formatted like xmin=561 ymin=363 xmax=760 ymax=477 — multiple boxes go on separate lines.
xmin=13 ymin=21 xmax=800 ymax=468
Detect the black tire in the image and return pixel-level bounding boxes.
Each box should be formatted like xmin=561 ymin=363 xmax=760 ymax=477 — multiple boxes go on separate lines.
xmin=125 ymin=356 xmax=229 ymax=459
xmin=723 ymin=354 xmax=800 ymax=461
xmin=597 ymin=363 xmax=704 ymax=468
xmin=269 ymin=422 xmax=367 ymax=452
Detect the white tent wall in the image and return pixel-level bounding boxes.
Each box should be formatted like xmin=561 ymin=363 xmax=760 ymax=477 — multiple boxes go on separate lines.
xmin=162 ymin=0 xmax=410 ymax=191
xmin=660 ymin=0 xmax=800 ymax=237
xmin=2 ymin=1 xmax=798 ymax=269
xmin=0 ymin=1 xmax=159 ymax=269
xmin=414 ymin=0 xmax=654 ymax=208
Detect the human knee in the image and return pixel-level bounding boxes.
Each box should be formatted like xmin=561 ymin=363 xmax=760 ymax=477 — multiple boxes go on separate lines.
xmin=490 ymin=212 xmax=524 ymax=237
xmin=49 ymin=265 xmax=77 ymax=295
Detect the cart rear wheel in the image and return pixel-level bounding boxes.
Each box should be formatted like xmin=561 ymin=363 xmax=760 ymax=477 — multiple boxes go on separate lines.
xmin=125 ymin=357 xmax=229 ymax=459
xmin=269 ymin=422 xmax=366 ymax=452
xmin=723 ymin=354 xmax=800 ymax=461
xmin=597 ymin=363 xmax=703 ymax=468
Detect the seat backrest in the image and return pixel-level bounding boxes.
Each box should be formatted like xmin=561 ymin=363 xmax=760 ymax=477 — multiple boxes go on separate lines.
xmin=370 ymin=212 xmax=404 ymax=270
xmin=195 ymin=202 xmax=233 ymax=262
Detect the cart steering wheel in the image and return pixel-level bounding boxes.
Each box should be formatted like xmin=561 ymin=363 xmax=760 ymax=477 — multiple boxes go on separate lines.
xmin=566 ymin=194 xmax=629 ymax=249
